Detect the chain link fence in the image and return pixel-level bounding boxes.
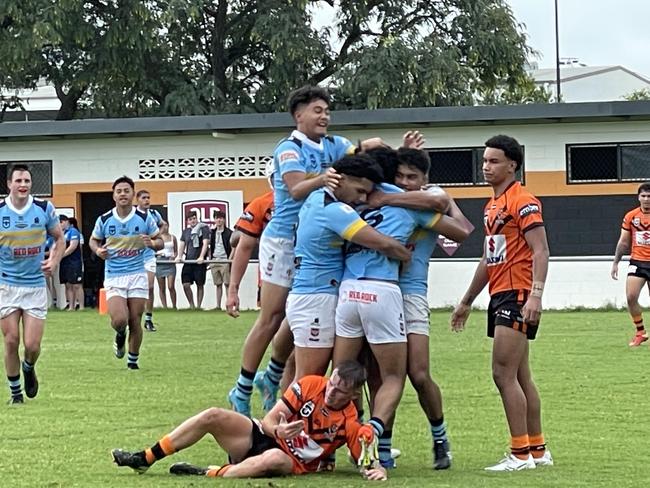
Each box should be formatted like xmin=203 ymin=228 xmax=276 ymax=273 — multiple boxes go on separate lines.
xmin=568 ymin=143 xmax=650 ymax=183
xmin=426 ymin=147 xmax=524 ymax=186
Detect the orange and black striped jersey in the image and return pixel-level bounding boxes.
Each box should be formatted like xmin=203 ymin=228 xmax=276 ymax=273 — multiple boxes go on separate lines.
xmin=622 ymin=207 xmax=650 ymax=262
xmin=234 ymin=191 xmax=274 ymax=238
xmin=483 ymin=181 xmax=544 ymax=296
xmin=277 ymin=376 xmax=363 ymax=474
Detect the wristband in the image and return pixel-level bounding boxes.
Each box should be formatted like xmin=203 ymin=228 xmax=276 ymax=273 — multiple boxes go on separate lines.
xmin=531 ymin=281 xmax=544 ymax=298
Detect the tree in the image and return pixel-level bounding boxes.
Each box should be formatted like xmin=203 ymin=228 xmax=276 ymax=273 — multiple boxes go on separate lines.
xmin=625 ymin=89 xmax=650 ymax=101
xmin=1 ymin=0 xmax=548 ymax=119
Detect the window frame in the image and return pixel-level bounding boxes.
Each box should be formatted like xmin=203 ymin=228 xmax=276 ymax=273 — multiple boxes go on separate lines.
xmin=425 ymin=146 xmax=525 ymax=187
xmin=0 ymin=160 xmax=54 ymax=197
xmin=566 ymin=142 xmax=650 ymax=184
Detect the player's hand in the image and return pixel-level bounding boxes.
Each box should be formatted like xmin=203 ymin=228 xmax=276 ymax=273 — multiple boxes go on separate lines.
xmin=450 ymin=303 xmax=471 ymax=332
xmin=363 ymin=466 xmax=388 ymax=481
xmin=323 ymin=167 xmax=341 ymax=190
xmin=141 ymin=234 xmax=153 ymax=248
xmin=521 ymin=295 xmax=542 ymax=326
xmin=401 ymin=130 xmax=425 ymax=150
xmin=357 ymin=423 xmax=375 ymax=444
xmin=41 ymin=259 xmax=55 ymax=276
xmin=360 ymin=137 xmax=386 ymax=152
xmin=366 ymin=190 xmax=386 ymax=209
xmin=611 ymin=262 xmax=619 ymax=280
xmin=95 ymin=247 xmax=109 ymax=260
xmin=275 ymin=412 xmax=303 ymax=439
xmin=226 ymin=290 xmax=240 ymax=318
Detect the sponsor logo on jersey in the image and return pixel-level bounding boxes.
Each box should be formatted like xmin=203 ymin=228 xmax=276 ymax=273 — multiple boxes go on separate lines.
xmin=485 ymin=234 xmax=507 ymax=265
xmin=2 ymin=217 xmax=10 ymax=229
xmin=108 ymin=225 xmax=116 ymax=235
xmin=519 ymin=203 xmax=540 ymax=218
xmin=240 ymin=211 xmax=254 ymax=222
xmin=300 ymin=400 xmax=315 ymax=418
xmin=279 ymin=150 xmax=300 ymax=164
xmin=348 ymin=290 xmax=378 ymax=303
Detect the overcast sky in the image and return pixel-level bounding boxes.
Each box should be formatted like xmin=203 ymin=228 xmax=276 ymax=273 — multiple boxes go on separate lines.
xmin=507 ymin=0 xmax=650 ymax=77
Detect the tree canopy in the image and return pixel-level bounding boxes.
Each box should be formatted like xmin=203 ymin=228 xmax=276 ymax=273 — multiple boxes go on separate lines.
xmin=0 ymin=0 xmax=549 ymax=120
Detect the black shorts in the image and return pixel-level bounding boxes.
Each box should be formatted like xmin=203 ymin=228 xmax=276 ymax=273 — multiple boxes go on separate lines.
xmin=487 ymin=289 xmax=538 ymax=340
xmin=181 ymin=263 xmax=206 ymax=285
xmin=59 ymin=264 xmax=83 ymax=284
xmin=229 ymin=418 xmax=279 ymax=464
xmin=627 ymin=260 xmax=650 ymax=281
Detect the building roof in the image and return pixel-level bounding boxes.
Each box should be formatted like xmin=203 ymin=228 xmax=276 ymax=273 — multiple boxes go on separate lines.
xmin=2 ymin=100 xmax=650 ymax=141
xmin=531 ymin=65 xmax=650 ymax=85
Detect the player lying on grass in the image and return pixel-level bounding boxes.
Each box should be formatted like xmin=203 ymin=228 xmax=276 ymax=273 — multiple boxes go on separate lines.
xmin=112 ymin=360 xmax=387 ymax=480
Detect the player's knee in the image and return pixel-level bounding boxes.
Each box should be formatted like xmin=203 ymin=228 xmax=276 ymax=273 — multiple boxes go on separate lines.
xmin=23 ymin=342 xmax=41 ymax=357
xmin=626 ymin=294 xmax=640 ymax=307
xmin=201 ymin=407 xmax=227 ymax=426
xmin=408 ymin=368 xmax=431 ymax=391
xmin=491 ymin=363 xmax=515 ymax=387
xmin=110 ymin=316 xmax=128 ymax=330
xmin=3 ymin=333 xmax=20 ymax=352
xmin=260 ymin=448 xmax=292 ymax=472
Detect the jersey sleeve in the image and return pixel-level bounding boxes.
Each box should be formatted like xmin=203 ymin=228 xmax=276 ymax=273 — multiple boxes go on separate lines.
xmin=91 ymin=217 xmax=105 ymax=240
xmin=276 ymin=140 xmax=305 ymax=176
xmin=413 ymin=209 xmax=442 ymax=230
xmin=324 ymin=202 xmax=368 ymax=240
xmin=45 ymin=202 xmax=59 ymax=230
xmin=280 ymin=376 xmax=321 ymax=415
xmin=151 ymin=209 xmax=163 ymax=225
xmin=333 ymin=135 xmax=355 ymax=159
xmin=235 ymin=198 xmax=266 ymax=238
xmin=145 ymin=213 xmax=160 ymax=237
xmin=69 ymin=228 xmax=81 ymax=241
xmin=622 ymin=209 xmax=635 ymax=231
xmin=515 ymin=195 xmax=544 ymax=233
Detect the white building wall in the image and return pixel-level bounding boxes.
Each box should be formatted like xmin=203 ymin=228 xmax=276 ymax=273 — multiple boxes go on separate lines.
xmin=1 ymin=120 xmax=650 ymax=182
xmin=542 ymin=70 xmax=650 ymax=103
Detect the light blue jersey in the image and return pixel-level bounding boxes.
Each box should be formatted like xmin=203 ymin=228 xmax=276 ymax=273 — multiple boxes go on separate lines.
xmin=264 ymin=130 xmax=354 ymax=239
xmin=343 ymin=184 xmax=441 ymax=282
xmin=292 ymin=189 xmax=368 ymax=295
xmin=0 ymin=196 xmax=59 ymax=287
xmin=92 ymin=208 xmax=159 ymax=278
xmin=141 ymin=208 xmax=163 ymax=262
xmin=399 ymin=228 xmax=438 ymax=296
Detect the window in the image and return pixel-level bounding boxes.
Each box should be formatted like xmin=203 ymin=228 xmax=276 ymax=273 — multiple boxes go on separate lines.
xmin=426 ymin=147 xmax=524 ymax=186
xmin=0 ymin=160 xmax=53 ymax=197
xmin=567 ymin=143 xmax=650 ymax=183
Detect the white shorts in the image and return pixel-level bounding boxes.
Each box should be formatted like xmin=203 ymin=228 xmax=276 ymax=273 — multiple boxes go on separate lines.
xmin=105 ymin=273 xmax=149 ymax=300
xmin=144 ymin=257 xmax=157 ymax=274
xmin=403 ymin=294 xmax=430 ymax=336
xmin=335 ymin=279 xmax=406 ymax=344
xmin=287 ymin=293 xmax=337 ymax=348
xmin=259 ymin=235 xmax=295 ymax=288
xmin=0 ymin=284 xmax=47 ymax=320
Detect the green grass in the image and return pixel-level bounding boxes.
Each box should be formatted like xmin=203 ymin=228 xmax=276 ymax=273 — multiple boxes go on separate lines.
xmin=0 ymin=309 xmax=647 ymax=487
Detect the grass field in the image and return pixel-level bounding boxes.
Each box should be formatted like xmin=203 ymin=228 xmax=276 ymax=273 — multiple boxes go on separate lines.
xmin=1 ymin=308 xmax=648 ymax=487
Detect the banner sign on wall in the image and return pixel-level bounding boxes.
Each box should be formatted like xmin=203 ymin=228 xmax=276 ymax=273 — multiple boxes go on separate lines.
xmin=167 ymin=191 xmax=244 ymax=239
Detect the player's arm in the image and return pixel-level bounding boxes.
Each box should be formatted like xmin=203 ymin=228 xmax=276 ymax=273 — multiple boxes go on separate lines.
xmin=261 ymin=393 xmax=303 ymax=440
xmin=430 ymin=200 xmax=472 ymax=243
xmin=367 ymin=187 xmax=451 ymax=213
xmin=451 ymin=255 xmax=489 ymax=332
xmin=344 ymin=417 xmax=388 ymax=481
xmin=226 ymin=233 xmax=258 ymax=318
xmin=349 ymin=226 xmax=411 ymax=262
xmin=612 ymin=228 xmax=631 ymax=280
xmin=521 ymin=225 xmax=550 ymax=326
xmin=284 ymin=169 xmax=340 ymax=200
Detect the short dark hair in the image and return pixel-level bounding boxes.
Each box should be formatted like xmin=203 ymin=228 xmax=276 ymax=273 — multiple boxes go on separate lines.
xmin=638 ymin=183 xmax=650 ymax=195
xmin=7 ymin=164 xmax=31 ymax=181
xmin=112 ymin=176 xmax=135 ymax=190
xmin=214 ymin=210 xmax=226 ymax=219
xmin=136 ymin=189 xmax=150 ymax=198
xmin=335 ymin=360 xmax=367 ymax=390
xmin=397 ymin=148 xmax=431 ymax=176
xmin=332 ymin=155 xmax=384 ymax=184
xmin=485 ymin=135 xmax=524 ymax=171
xmin=287 ymin=85 xmax=330 ymax=116
xmin=59 ymin=215 xmax=69 ymax=222
xmin=69 ymin=217 xmax=79 ymax=228
xmin=364 ymin=147 xmax=399 ymax=183
xmin=186 ymin=210 xmax=197 ymax=219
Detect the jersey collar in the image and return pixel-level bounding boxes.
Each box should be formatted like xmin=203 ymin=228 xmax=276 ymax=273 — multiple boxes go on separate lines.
xmin=111 ymin=206 xmax=136 ymax=223
xmin=291 ymin=129 xmax=324 ymax=150
xmin=6 ymin=195 xmax=33 ymax=215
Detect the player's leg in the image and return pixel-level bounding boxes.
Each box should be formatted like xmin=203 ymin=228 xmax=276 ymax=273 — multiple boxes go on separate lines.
xmin=487 ymin=325 xmax=533 ymax=470
xmin=625 ymin=274 xmax=647 ymax=346
xmin=210 ymin=448 xmax=293 ymax=478
xmin=21 ymin=312 xmax=45 ymax=399
xmin=126 ymin=297 xmax=146 ymax=370
xmin=255 ymin=318 xmax=294 ymax=412
xmin=167 ymin=272 xmax=178 ymax=309
xmin=1 ymin=309 xmax=23 ymax=403
xmin=107 ymin=292 xmax=129 ymax=359
xmin=230 ymin=281 xmax=288 ymax=416
xmin=156 ymin=275 xmax=168 ymax=308
xmin=143 ymin=266 xmax=156 ymax=331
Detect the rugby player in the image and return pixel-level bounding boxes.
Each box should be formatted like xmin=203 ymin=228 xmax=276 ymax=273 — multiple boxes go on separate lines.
xmin=451 ymin=135 xmax=552 ymax=471
xmin=90 ymin=176 xmax=163 ymax=370
xmin=112 ymin=360 xmax=388 ymax=481
xmin=0 ymin=164 xmax=64 ymax=404
xmin=611 ymin=182 xmax=650 ymax=346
